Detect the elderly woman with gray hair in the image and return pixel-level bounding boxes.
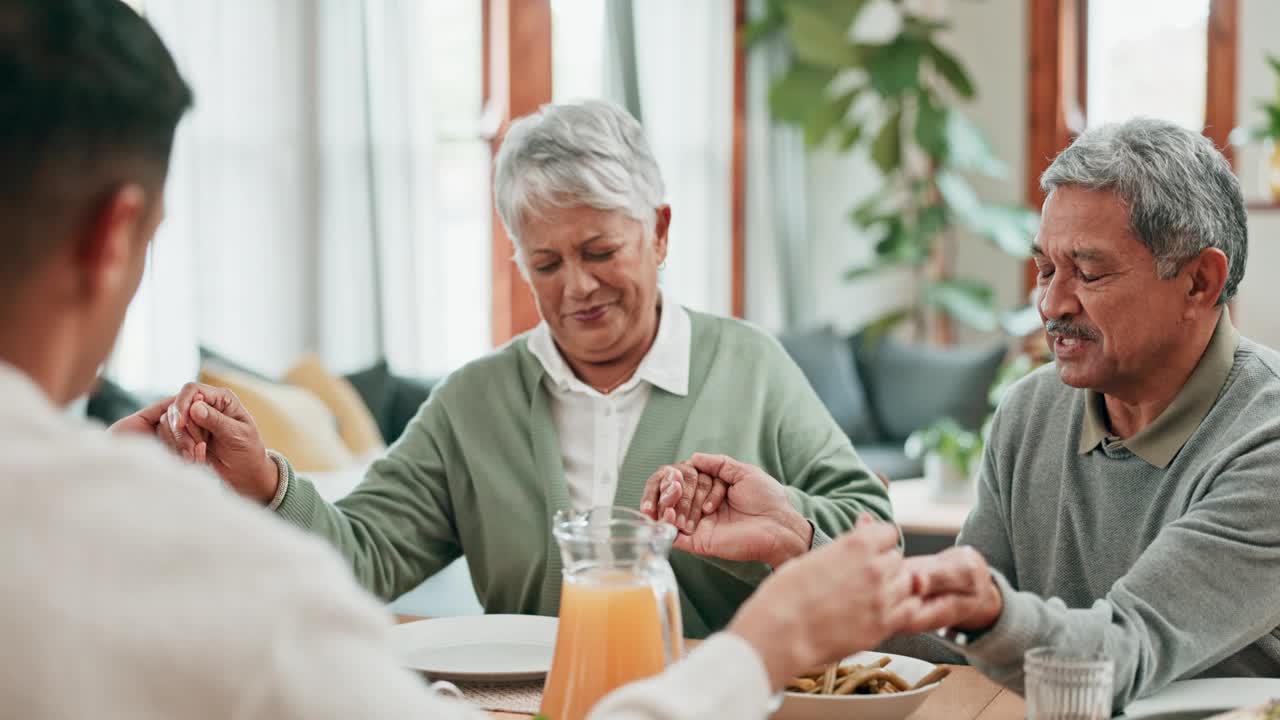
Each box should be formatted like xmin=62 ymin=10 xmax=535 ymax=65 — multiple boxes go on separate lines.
xmin=150 ymin=99 xmax=891 ymax=637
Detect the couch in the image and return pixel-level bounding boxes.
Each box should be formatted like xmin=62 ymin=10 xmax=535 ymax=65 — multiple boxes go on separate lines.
xmin=777 ymin=328 xmax=1007 ymax=480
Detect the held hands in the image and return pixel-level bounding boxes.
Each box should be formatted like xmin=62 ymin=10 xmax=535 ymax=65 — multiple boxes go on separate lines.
xmin=639 ymin=453 xmax=1004 ymax=649
xmin=640 ymin=453 xmax=812 ymax=568
xmin=109 ymin=382 xmax=279 ymax=504
xmin=728 ymin=516 xmax=919 ymax=690
xmin=898 ymin=546 xmax=1004 ymax=635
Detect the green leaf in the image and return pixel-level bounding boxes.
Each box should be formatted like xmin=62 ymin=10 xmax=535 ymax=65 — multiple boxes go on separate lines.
xmin=1267 ymin=53 xmax=1280 ymax=78
xmin=906 ymin=417 xmax=981 ymax=475
xmin=844 ymin=260 xmax=906 ymax=281
xmin=783 ymin=2 xmax=863 ymax=68
xmin=838 ymin=122 xmax=865 ymax=151
xmin=943 ymin=111 xmax=1005 ymax=177
xmin=915 ymin=204 xmax=949 ymax=242
xmin=871 ymin=107 xmax=903 ymax=173
xmin=859 ymin=307 xmax=914 ymax=348
xmin=924 ymin=41 xmax=975 ymax=99
xmin=866 ymin=38 xmax=925 ymax=98
xmin=768 ymin=63 xmax=837 ymax=125
xmin=999 ymin=303 xmax=1044 ymax=338
xmin=745 ymin=0 xmax=787 ymax=47
xmin=963 ymin=203 xmax=1038 ymax=258
xmin=791 ymin=0 xmax=867 ymax=31
xmin=873 ymin=218 xmax=910 ymax=258
xmin=914 ymin=91 xmax=948 ymax=161
xmin=803 ymin=90 xmax=858 ymax=147
xmin=850 ymin=187 xmax=895 ymax=226
xmin=744 ymin=18 xmax=778 ymax=48
xmin=935 ymin=169 xmax=981 ymax=217
xmin=924 ymin=279 xmax=997 ymax=331
xmin=987 ymin=353 xmax=1037 ymax=407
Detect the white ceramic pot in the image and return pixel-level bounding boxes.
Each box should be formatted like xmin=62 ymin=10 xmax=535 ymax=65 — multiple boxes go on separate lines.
xmin=924 ymin=452 xmax=975 ymax=502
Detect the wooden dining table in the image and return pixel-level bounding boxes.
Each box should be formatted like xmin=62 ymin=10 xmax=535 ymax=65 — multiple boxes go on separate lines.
xmin=486 ymin=664 xmax=1023 ymax=719
xmin=399 ymin=615 xmax=1025 ymax=719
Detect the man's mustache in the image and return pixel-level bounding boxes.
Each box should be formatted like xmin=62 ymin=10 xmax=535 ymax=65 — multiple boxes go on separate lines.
xmin=1044 ymin=319 xmax=1099 ymax=341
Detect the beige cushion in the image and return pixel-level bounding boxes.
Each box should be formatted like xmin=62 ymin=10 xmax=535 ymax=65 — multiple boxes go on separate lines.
xmin=198 ymin=364 xmax=354 ymax=473
xmin=283 ymin=354 xmax=386 ymax=456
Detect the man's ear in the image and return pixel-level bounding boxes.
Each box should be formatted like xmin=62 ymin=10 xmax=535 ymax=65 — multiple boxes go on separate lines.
xmin=77 ymin=184 xmax=148 ymax=299
xmin=1183 ymin=247 xmax=1229 ymax=311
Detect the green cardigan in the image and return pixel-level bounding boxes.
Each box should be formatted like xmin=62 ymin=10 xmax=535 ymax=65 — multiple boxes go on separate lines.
xmin=274 ymin=311 xmax=892 ymax=637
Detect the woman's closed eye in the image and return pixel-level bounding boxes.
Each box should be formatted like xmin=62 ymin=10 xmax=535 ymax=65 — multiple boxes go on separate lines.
xmin=533 ymin=259 xmax=562 ymax=274
xmin=584 ymin=249 xmax=617 ymax=262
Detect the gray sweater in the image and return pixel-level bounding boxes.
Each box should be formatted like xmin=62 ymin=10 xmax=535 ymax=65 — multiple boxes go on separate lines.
xmin=958 ymin=314 xmax=1280 ymax=707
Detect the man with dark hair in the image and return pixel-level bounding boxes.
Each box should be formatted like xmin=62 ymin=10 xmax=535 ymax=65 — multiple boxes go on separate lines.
xmin=0 ymin=2 xmax=925 ymax=718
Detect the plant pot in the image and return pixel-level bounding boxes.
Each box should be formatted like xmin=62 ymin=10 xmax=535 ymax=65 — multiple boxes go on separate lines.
xmin=923 ymin=452 xmax=975 ymax=503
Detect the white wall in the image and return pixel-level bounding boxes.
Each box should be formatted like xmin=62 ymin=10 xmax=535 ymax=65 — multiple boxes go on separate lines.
xmin=1230 ymin=0 xmax=1280 ymax=349
xmin=799 ymin=0 xmax=1026 ymax=341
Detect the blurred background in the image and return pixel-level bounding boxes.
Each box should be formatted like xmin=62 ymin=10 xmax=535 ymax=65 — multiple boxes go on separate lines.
xmin=97 ymin=0 xmax=1280 ymax=507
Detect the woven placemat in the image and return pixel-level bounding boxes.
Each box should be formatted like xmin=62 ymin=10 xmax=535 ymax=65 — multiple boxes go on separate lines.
xmin=442 ymin=680 xmax=544 ymax=714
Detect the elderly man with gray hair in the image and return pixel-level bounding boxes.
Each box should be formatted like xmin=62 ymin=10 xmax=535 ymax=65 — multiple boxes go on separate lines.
xmin=897 ymin=118 xmax=1280 ymax=706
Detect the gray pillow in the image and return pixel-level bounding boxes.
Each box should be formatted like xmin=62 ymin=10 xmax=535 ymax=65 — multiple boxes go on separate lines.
xmin=777 ymin=327 xmax=881 ymax=443
xmin=853 ymin=334 xmax=1006 ymax=441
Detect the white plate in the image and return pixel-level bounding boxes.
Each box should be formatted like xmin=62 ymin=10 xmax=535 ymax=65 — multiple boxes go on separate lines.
xmin=773 ymin=651 xmax=944 ymax=720
xmin=390 ymin=615 xmax=558 ymax=683
xmin=1123 ymin=678 xmax=1280 ymax=719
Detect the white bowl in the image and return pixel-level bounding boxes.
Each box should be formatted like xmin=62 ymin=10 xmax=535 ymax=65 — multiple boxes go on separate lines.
xmin=772 ymin=651 xmax=943 ymax=720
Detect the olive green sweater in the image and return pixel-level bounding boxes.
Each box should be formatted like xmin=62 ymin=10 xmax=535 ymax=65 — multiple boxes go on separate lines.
xmin=273 ymin=311 xmax=891 ymax=637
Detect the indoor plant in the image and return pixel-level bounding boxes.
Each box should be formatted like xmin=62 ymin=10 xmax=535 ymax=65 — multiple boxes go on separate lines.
xmin=749 ymin=0 xmax=1040 ymax=341
xmin=905 ymin=351 xmax=1040 ymax=497
xmin=1231 ymin=54 xmax=1280 ymax=201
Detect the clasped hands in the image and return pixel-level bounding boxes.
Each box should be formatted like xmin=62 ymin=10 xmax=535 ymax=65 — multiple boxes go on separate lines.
xmin=640 ymin=453 xmax=1004 ymax=651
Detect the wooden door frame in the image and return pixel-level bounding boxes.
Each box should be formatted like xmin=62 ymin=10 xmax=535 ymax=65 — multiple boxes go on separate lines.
xmin=485 ymin=0 xmax=550 ymax=346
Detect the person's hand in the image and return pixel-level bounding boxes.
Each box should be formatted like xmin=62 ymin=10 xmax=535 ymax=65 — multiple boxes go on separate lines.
xmin=109 ymin=395 xmax=176 ymax=438
xmin=158 ymin=382 xmax=279 ymax=504
xmin=658 ymin=453 xmax=814 ymax=568
xmin=727 ymin=516 xmax=919 ymax=691
xmin=898 ymin=546 xmax=1004 ymax=635
xmin=639 ymin=461 xmax=726 ymax=534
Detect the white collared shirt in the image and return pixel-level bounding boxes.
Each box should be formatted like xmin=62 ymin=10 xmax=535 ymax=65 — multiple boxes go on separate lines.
xmin=527 ymin=291 xmax=692 ymax=511
xmin=0 ymin=360 xmax=772 ymax=719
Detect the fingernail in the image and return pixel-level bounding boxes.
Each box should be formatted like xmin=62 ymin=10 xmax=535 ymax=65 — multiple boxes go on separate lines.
xmin=192 ymin=402 xmax=207 ymax=420
xmin=641 ymin=501 xmax=653 ymax=513
xmin=704 ymin=503 xmax=714 ymax=513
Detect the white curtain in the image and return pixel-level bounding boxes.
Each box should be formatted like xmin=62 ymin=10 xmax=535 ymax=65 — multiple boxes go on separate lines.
xmin=744 ymin=0 xmax=806 ymax=331
xmin=630 ymin=1 xmax=735 ymax=317
xmin=112 ymin=0 xmax=489 ymax=393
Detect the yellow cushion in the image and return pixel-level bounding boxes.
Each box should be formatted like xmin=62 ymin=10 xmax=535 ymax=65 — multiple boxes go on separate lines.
xmin=283 ymin=354 xmax=386 ymax=456
xmin=198 ymin=364 xmax=355 ymax=473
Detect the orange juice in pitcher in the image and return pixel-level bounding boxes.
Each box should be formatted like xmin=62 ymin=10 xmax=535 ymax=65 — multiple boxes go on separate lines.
xmin=540 ymin=507 xmax=682 ymax=720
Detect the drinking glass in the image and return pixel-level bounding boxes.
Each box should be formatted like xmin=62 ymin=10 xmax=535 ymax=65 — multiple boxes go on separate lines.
xmin=1024 ymin=647 xmax=1114 ymax=720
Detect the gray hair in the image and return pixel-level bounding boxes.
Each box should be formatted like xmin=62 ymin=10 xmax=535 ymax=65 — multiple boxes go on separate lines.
xmin=1040 ymin=118 xmax=1247 ymax=304
xmin=493 ymin=100 xmax=665 ymax=271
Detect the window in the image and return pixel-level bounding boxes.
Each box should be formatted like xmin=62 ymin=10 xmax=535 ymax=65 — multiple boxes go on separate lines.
xmin=1087 ymin=0 xmax=1211 ymax=130
xmin=112 ymin=2 xmax=489 ymax=393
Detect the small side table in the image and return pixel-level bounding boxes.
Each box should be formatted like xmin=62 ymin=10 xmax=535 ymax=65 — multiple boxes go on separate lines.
xmin=888 ymin=478 xmax=975 ymax=555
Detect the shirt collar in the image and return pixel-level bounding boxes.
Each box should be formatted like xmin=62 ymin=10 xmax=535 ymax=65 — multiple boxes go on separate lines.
xmin=1078 ymin=309 xmax=1240 ymax=468
xmin=527 ymin=290 xmax=691 ymax=398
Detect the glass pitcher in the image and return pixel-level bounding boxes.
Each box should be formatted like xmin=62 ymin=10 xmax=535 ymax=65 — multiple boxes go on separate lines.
xmin=539 ymin=506 xmax=684 ymax=720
